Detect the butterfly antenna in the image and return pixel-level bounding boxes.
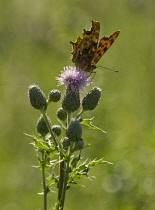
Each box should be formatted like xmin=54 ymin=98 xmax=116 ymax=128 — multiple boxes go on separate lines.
xmin=98 ymin=66 xmax=119 ymax=73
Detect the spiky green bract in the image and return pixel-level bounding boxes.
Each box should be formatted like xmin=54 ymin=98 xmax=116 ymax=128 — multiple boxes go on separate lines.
xmin=52 ymin=125 xmax=62 ymax=136
xmin=48 ymin=89 xmax=61 ymax=102
xmin=62 ymin=86 xmax=80 ymax=113
xmin=36 ymin=115 xmax=50 ymax=136
xmin=82 ymin=87 xmax=102 ymax=111
xmin=28 ymin=85 xmax=47 ymax=110
xmin=57 ymin=108 xmax=67 ymax=121
xmin=66 ymin=119 xmax=82 ymax=141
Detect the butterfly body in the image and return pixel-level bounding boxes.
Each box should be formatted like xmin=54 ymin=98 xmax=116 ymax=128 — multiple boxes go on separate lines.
xmin=70 ymin=20 xmax=120 ymax=72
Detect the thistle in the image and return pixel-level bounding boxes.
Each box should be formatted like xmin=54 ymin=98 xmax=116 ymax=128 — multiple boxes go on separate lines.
xmin=28 ymin=85 xmax=47 ymax=111
xmin=27 ymin=67 xmax=109 ymax=210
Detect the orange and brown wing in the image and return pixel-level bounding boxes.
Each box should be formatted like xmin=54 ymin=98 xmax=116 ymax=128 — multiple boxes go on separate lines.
xmin=91 ymin=30 xmax=120 ymax=65
xmin=70 ymin=20 xmax=100 ymax=70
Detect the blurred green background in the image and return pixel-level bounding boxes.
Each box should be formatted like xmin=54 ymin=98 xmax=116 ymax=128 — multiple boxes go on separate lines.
xmin=1 ymin=0 xmax=155 ymax=209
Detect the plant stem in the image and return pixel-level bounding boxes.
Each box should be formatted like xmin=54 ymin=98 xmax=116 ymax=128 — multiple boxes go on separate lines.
xmin=57 ymin=155 xmax=66 ymax=201
xmin=41 ymin=110 xmax=59 ymax=148
xmin=59 ymin=154 xmax=70 ymax=210
xmin=75 ymin=109 xmax=84 ymax=119
xmin=67 ymin=112 xmax=71 ymax=126
xmin=58 ymin=112 xmax=71 ymax=209
xmin=42 ymin=150 xmax=47 ymax=210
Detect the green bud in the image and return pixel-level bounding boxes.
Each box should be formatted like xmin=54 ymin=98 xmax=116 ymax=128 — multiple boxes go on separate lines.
xmin=66 ymin=119 xmax=82 ymax=141
xmin=52 ymin=125 xmax=62 ymax=136
xmin=28 ymin=85 xmax=47 ymax=110
xmin=36 ymin=115 xmax=49 ymax=136
xmin=72 ymin=138 xmax=84 ymax=152
xmin=62 ymin=137 xmax=70 ymax=150
xmin=82 ymin=87 xmax=102 ymax=111
xmin=48 ymin=89 xmax=61 ymax=102
xmin=62 ymin=86 xmax=80 ymax=113
xmin=57 ymin=108 xmax=67 ymax=121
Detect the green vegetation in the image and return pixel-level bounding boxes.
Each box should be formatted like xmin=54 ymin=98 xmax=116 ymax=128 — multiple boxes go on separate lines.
xmin=1 ymin=0 xmax=155 ymax=209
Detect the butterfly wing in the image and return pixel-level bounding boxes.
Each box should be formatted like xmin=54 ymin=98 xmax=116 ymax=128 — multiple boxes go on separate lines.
xmin=70 ymin=20 xmax=100 ymax=71
xmin=91 ymin=30 xmax=120 ymax=65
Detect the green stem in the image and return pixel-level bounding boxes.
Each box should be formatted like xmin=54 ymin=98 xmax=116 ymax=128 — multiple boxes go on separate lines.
xmin=57 ymin=155 xmax=66 ymax=201
xmin=57 ymin=112 xmax=72 ymax=209
xmin=67 ymin=112 xmax=71 ymax=126
xmin=42 ymin=150 xmax=47 ymax=210
xmin=59 ymin=154 xmax=70 ymax=210
xmin=41 ymin=110 xmax=59 ymax=148
xmin=75 ymin=109 xmax=84 ymax=119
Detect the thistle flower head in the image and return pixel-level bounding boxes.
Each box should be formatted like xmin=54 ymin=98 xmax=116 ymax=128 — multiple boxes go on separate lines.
xmin=72 ymin=138 xmax=84 ymax=152
xmin=57 ymin=108 xmax=67 ymax=121
xmin=28 ymin=85 xmax=47 ymax=111
xmin=52 ymin=125 xmax=62 ymax=136
xmin=62 ymin=87 xmax=80 ymax=113
xmin=56 ymin=66 xmax=90 ymax=92
xmin=62 ymin=137 xmax=70 ymax=151
xmin=36 ymin=115 xmax=49 ymax=136
xmin=82 ymin=87 xmax=102 ymax=111
xmin=66 ymin=119 xmax=82 ymax=141
xmin=48 ymin=89 xmax=61 ymax=102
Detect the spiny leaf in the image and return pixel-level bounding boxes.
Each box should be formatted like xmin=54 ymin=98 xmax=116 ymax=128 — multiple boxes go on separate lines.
xmin=25 ymin=133 xmax=49 ymax=150
xmin=88 ymin=158 xmax=113 ymax=168
xmin=80 ymin=118 xmax=106 ymax=133
xmin=69 ymin=158 xmax=112 ymax=181
xmin=71 ymin=152 xmax=81 ymax=168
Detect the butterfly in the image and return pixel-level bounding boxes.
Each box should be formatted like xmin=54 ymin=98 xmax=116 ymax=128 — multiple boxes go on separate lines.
xmin=70 ymin=20 xmax=120 ymax=72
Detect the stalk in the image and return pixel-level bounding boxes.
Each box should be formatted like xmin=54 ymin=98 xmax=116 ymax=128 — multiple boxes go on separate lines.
xmin=41 ymin=148 xmax=47 ymax=210
xmin=57 ymin=112 xmax=72 ymax=209
xmin=57 ymin=155 xmax=66 ymax=201
xmin=41 ymin=110 xmax=59 ymax=148
xmin=59 ymin=154 xmax=71 ymax=210
xmin=75 ymin=109 xmax=84 ymax=119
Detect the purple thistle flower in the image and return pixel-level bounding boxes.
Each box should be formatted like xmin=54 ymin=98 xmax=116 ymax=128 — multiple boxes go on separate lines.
xmin=56 ymin=66 xmax=91 ymax=91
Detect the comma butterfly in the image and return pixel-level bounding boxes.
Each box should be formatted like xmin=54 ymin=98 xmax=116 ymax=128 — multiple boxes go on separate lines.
xmin=70 ymin=20 xmax=120 ymax=72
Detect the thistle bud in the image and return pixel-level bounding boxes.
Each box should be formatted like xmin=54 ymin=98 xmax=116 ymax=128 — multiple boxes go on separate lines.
xmin=48 ymin=89 xmax=61 ymax=102
xmin=62 ymin=137 xmax=70 ymax=150
xmin=66 ymin=119 xmax=82 ymax=141
xmin=36 ymin=115 xmax=49 ymax=136
xmin=72 ymin=138 xmax=84 ymax=152
xmin=28 ymin=85 xmax=47 ymax=111
xmin=57 ymin=108 xmax=67 ymax=121
xmin=62 ymin=86 xmax=80 ymax=113
xmin=52 ymin=125 xmax=62 ymax=136
xmin=82 ymin=87 xmax=102 ymax=111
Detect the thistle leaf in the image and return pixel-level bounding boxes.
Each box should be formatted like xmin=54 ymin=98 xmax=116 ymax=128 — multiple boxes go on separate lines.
xmin=80 ymin=118 xmax=106 ymax=133
xmin=25 ymin=133 xmax=49 ymax=149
